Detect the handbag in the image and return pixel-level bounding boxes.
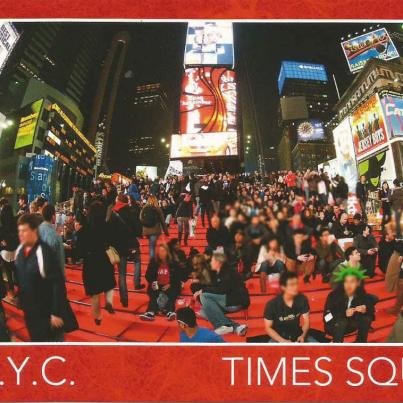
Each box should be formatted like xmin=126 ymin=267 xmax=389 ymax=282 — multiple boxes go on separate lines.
xmin=106 ymin=246 xmax=120 ymax=265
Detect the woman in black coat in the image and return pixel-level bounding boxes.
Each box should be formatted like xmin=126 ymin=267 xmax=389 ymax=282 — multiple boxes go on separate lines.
xmin=74 ymin=201 xmax=116 ymax=325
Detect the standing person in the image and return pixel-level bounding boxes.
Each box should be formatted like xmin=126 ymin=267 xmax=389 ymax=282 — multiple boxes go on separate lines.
xmin=353 ymin=225 xmax=378 ymax=278
xmin=140 ymin=195 xmax=169 ymax=259
xmin=334 ymin=176 xmax=349 ymax=209
xmin=15 ymin=214 xmax=78 ymax=341
xmin=140 ymin=244 xmax=181 ymax=321
xmin=175 ymin=193 xmax=193 ymax=246
xmin=176 ymin=307 xmax=224 ymax=343
xmin=16 ymin=194 xmax=29 ymax=217
xmin=379 ymin=181 xmax=392 ymax=228
xmin=199 ymin=180 xmax=212 ymax=227
xmin=39 ymin=205 xmax=65 ymax=275
xmin=74 ymin=201 xmax=116 ymax=325
xmin=356 ymin=175 xmax=368 ymax=219
xmin=264 ymin=271 xmax=315 ymax=343
xmin=0 ymin=204 xmax=19 ymax=298
xmin=324 ymin=265 xmax=375 ymax=343
xmin=71 ymin=184 xmax=84 ymax=215
xmin=390 ymin=179 xmax=403 ymax=238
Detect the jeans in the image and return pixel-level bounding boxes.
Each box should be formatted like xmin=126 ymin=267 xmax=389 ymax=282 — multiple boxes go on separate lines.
xmin=194 ymin=196 xmax=200 ymax=216
xmin=147 ymin=288 xmax=178 ymax=313
xmin=177 ymin=217 xmax=190 ymax=244
xmin=260 ymin=260 xmax=285 ymax=275
xmin=165 ymin=214 xmax=172 ymax=226
xmin=200 ymin=292 xmax=241 ymax=329
xmin=326 ymin=314 xmax=372 ymax=343
xmin=200 ymin=203 xmax=211 ymax=227
xmin=148 ymin=234 xmax=159 ymax=259
xmin=269 ymin=335 xmax=317 ymax=343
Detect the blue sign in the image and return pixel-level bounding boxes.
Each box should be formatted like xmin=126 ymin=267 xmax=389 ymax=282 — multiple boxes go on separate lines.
xmin=278 ymin=61 xmax=328 ymax=94
xmin=297 ymin=119 xmax=325 ymax=142
xmin=27 ymin=155 xmax=55 ymax=203
xmin=381 ymin=94 xmax=403 ymax=138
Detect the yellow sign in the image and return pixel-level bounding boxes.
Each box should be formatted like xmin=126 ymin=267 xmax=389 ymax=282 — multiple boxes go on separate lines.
xmin=14 ymin=99 xmax=43 ymax=149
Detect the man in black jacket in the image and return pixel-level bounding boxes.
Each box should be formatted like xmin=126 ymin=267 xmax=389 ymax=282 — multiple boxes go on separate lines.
xmin=206 ymin=216 xmax=231 ymax=255
xmin=356 ymin=175 xmax=368 ymax=219
xmin=15 ymin=214 xmax=78 ymax=341
xmin=199 ymin=180 xmax=212 ymax=227
xmin=196 ymin=251 xmax=249 ymax=337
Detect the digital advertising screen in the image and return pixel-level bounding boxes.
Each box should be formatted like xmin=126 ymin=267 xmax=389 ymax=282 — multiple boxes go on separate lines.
xmin=332 ymin=117 xmax=358 ymax=192
xmin=170 ymin=132 xmax=238 ymax=158
xmin=341 ymin=28 xmax=399 ymax=73
xmin=351 ymin=93 xmax=389 ymax=159
xmin=27 ymin=154 xmax=55 ymax=203
xmin=296 ymin=119 xmax=325 ymax=142
xmin=136 ymin=165 xmax=158 ymax=180
xmin=180 ymin=67 xmax=237 ymax=134
xmin=14 ymin=99 xmax=44 ymax=150
xmin=381 ymin=94 xmax=403 ymax=138
xmin=0 ymin=22 xmax=20 ymax=73
xmin=278 ymin=61 xmax=328 ymax=94
xmin=184 ymin=20 xmax=234 ymax=67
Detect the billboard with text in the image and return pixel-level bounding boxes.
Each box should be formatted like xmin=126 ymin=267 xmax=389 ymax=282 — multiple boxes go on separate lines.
xmin=0 ymin=22 xmax=20 ymax=74
xmin=381 ymin=94 xmax=403 ymax=138
xmin=341 ymin=28 xmax=399 ymax=73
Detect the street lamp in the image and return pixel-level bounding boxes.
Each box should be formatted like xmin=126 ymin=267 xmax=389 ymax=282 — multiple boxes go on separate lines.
xmin=6 ymin=120 xmax=13 ymax=127
xmin=161 ymin=138 xmax=166 ymax=143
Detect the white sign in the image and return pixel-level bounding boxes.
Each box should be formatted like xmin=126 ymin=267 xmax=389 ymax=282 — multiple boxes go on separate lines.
xmin=136 ymin=165 xmax=158 ymax=180
xmin=0 ymin=22 xmax=20 ymax=74
xmin=164 ymin=160 xmax=183 ymax=180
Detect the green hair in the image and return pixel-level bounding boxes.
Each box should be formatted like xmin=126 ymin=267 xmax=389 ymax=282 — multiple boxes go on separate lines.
xmin=333 ymin=265 xmax=368 ymax=283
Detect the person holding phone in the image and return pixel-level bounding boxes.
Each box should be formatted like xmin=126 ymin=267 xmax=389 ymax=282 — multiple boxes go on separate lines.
xmin=353 ymin=225 xmax=378 ymax=278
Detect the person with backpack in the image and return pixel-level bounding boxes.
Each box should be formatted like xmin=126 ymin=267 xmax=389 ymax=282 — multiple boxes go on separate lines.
xmin=140 ymin=195 xmax=169 ymax=259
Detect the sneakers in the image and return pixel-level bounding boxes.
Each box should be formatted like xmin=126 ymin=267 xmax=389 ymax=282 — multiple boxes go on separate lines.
xmin=235 ymin=324 xmax=248 ymax=337
xmin=166 ymin=311 xmax=176 ymax=321
xmin=214 ymin=326 xmax=234 ymax=335
xmin=140 ymin=312 xmax=155 ymax=321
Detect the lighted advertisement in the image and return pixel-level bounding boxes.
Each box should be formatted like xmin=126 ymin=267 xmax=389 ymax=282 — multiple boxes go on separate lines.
xmin=278 ymin=61 xmax=328 ymax=94
xmin=14 ymin=99 xmax=44 ymax=149
xmin=332 ymin=118 xmax=358 ymax=192
xmin=184 ymin=21 xmax=234 ymax=67
xmin=341 ymin=28 xmax=399 ymax=73
xmin=180 ymin=67 xmax=236 ymax=134
xmin=136 ymin=166 xmax=158 ymax=180
xmin=27 ymin=154 xmax=55 ymax=203
xmin=318 ymin=158 xmax=339 ymax=178
xmin=351 ymin=94 xmax=388 ymax=159
xmin=381 ymin=94 xmax=403 ymax=138
xmin=297 ymin=119 xmax=325 ymax=142
xmin=170 ymin=132 xmax=238 ymax=159
xmin=358 ymin=147 xmax=396 ymax=190
xmin=0 ymin=22 xmax=20 ymax=74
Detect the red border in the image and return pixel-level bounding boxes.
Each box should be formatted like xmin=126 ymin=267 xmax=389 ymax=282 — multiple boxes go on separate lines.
xmin=0 ymin=0 xmax=399 ymax=19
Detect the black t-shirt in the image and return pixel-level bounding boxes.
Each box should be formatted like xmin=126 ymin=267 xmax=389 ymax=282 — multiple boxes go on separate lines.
xmin=264 ymin=294 xmax=310 ymax=341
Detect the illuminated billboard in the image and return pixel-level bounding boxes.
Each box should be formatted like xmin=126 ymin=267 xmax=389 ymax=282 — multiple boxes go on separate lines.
xmin=296 ymin=119 xmax=325 ymax=142
xmin=381 ymin=94 xmax=403 ymax=138
xmin=184 ymin=21 xmax=234 ymax=67
xmin=170 ymin=132 xmax=238 ymax=159
xmin=27 ymin=154 xmax=55 ymax=203
xmin=278 ymin=61 xmax=328 ymax=95
xmin=180 ymin=67 xmax=236 ymax=134
xmin=351 ymin=94 xmax=388 ymax=159
xmin=0 ymin=22 xmax=20 ymax=74
xmin=341 ymin=28 xmax=399 ymax=73
xmin=14 ymin=99 xmax=44 ymax=150
xmin=332 ymin=118 xmax=358 ymax=192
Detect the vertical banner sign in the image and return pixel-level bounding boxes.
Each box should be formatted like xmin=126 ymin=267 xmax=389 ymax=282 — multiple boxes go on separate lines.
xmin=351 ymin=94 xmax=388 ymax=159
xmin=27 ymin=154 xmax=55 ymax=203
xmin=380 ymin=94 xmax=403 ymax=138
xmin=0 ymin=22 xmax=20 ymax=74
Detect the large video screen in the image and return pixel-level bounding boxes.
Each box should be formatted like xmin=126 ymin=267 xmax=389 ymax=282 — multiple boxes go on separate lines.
xmin=380 ymin=94 xmax=403 ymax=138
xmin=296 ymin=119 xmax=325 ymax=142
xmin=14 ymin=99 xmax=44 ymax=150
xmin=180 ymin=67 xmax=237 ymax=134
xmin=351 ymin=94 xmax=388 ymax=159
xmin=184 ymin=21 xmax=234 ymax=67
xmin=170 ymin=132 xmax=238 ymax=159
xmin=332 ymin=118 xmax=358 ymax=192
xmin=341 ymin=28 xmax=399 ymax=73
xmin=0 ymin=22 xmax=20 ymax=74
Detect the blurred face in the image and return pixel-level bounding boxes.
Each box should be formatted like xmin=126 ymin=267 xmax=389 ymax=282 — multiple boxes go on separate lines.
xmin=157 ymin=246 xmax=168 ymax=261
xmin=18 ymin=224 xmax=38 ymax=247
xmin=251 ymin=216 xmax=259 ymax=226
xmin=234 ymin=232 xmax=244 ymax=244
xmin=211 ymin=216 xmax=220 ymax=229
xmin=211 ymin=256 xmax=222 ymax=271
xmin=282 ymin=277 xmax=299 ymax=297
xmin=343 ymin=275 xmax=360 ymax=296
xmin=340 ymin=213 xmax=348 ymax=225
xmin=349 ymin=249 xmax=361 ymax=264
xmin=320 ymin=230 xmax=330 ymax=244
xmin=293 ymin=233 xmax=304 ymax=244
xmin=74 ymin=221 xmax=82 ymax=232
xmin=268 ymin=239 xmax=279 ymax=251
xmin=363 ymin=226 xmax=370 ymax=237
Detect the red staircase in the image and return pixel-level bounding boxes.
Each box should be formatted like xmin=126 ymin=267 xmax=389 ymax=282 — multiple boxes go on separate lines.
xmin=3 ymin=219 xmax=398 ymax=342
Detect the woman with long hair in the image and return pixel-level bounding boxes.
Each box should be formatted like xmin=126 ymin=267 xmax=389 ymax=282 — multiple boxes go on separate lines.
xmin=140 ymin=243 xmax=180 ymax=321
xmin=190 ymin=253 xmax=212 ymax=294
xmin=379 ymin=181 xmax=392 ymax=228
xmin=74 ymin=201 xmax=116 ymax=325
xmin=140 ymin=195 xmax=169 ymax=259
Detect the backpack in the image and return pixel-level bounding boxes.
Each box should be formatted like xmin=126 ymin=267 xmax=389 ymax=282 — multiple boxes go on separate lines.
xmin=141 ymin=206 xmax=158 ymax=228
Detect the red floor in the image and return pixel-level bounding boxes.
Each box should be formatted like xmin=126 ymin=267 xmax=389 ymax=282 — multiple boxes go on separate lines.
xmin=3 ymin=222 xmax=398 ymax=343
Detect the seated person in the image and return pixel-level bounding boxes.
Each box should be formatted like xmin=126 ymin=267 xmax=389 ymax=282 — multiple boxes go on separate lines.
xmin=176 ymin=307 xmax=224 ymax=343
xmin=264 ymin=271 xmax=315 ymax=343
xmin=196 ymin=251 xmax=249 ymax=336
xmin=350 ymin=213 xmax=365 ymax=237
xmin=206 ymin=216 xmax=231 ymax=255
xmin=190 ymin=253 xmax=212 ymax=294
xmin=314 ymin=228 xmax=344 ymax=283
xmin=140 ymin=244 xmax=181 ymax=322
xmin=256 ymin=237 xmax=286 ymax=293
xmin=226 ymin=231 xmax=252 ymax=280
xmin=324 ymin=264 xmax=375 ymax=343
xmin=245 ymin=215 xmax=269 ymax=262
xmin=378 ymin=227 xmax=397 ymax=274
xmin=284 ymin=229 xmax=316 ymax=283
xmin=353 ymin=225 xmax=378 ymax=278
xmin=168 ymin=238 xmax=189 ymax=282
xmin=332 ymin=212 xmax=353 ymax=240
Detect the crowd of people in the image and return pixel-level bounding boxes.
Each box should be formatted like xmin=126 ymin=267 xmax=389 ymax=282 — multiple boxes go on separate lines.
xmin=0 ymin=168 xmax=402 ymax=343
